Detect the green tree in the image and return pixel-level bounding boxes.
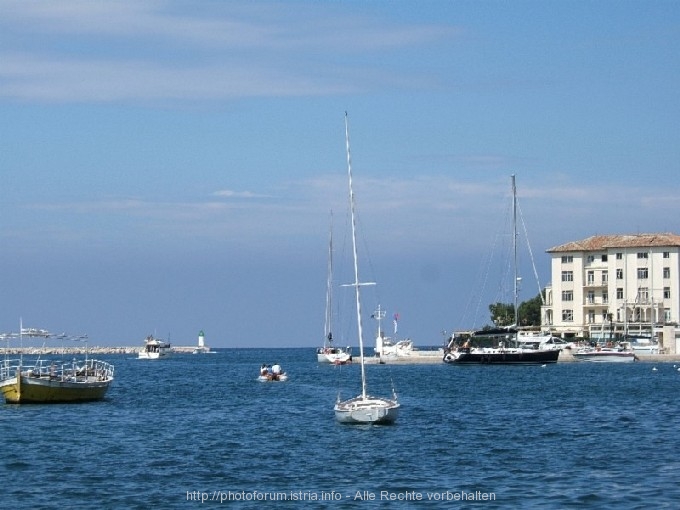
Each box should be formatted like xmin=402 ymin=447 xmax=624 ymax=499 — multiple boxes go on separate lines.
xmin=489 ymin=292 xmax=544 ymax=327
xmin=518 ymin=293 xmax=543 ymax=326
xmin=488 ymin=302 xmax=514 ymax=327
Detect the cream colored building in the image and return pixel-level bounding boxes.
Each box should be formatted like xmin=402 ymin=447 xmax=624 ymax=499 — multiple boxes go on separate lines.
xmin=541 ymin=233 xmax=680 ymax=349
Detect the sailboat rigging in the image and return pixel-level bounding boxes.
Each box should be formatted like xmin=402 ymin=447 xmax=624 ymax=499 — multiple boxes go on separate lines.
xmin=317 ymin=212 xmax=352 ymax=364
xmin=334 ymin=113 xmax=400 ymax=424
xmin=443 ymin=175 xmax=561 ymax=365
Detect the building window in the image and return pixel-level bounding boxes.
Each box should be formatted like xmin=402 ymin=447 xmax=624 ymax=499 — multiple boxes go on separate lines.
xmin=664 ymin=287 xmax=671 ymax=299
xmin=587 ymin=271 xmax=594 ymax=285
xmin=616 ymin=253 xmax=623 ymax=260
xmin=602 ymin=254 xmax=608 ymax=262
xmin=561 ymin=271 xmax=573 ymax=282
xmin=637 ymin=268 xmax=648 ymax=279
xmin=602 ymin=270 xmax=608 ymax=284
xmin=617 ymin=288 xmax=623 ymax=299
xmin=587 ymin=310 xmax=595 ymax=324
xmin=561 ymin=255 xmax=573 ymax=263
xmin=587 ymin=255 xmax=595 ymax=263
xmin=562 ymin=309 xmax=573 ymax=322
xmin=663 ymin=267 xmax=670 ymax=278
xmin=638 ymin=287 xmax=649 ymax=302
xmin=616 ymin=269 xmax=623 ymax=280
xmin=603 ymin=292 xmax=608 ymax=304
xmin=587 ymin=291 xmax=595 ymax=304
xmin=665 ymin=308 xmax=671 ymax=322
xmin=663 ymin=252 xmax=670 ymax=259
xmin=562 ymin=291 xmax=573 ymax=301
xmin=637 ymin=252 xmax=648 ymax=259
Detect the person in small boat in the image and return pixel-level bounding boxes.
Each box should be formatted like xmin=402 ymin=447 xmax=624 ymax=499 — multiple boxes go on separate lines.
xmin=271 ymin=363 xmax=283 ymax=377
xmin=260 ymin=364 xmax=268 ymax=377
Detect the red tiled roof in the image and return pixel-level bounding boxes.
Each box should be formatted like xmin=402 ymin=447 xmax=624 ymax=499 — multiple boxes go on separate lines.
xmin=547 ymin=233 xmax=680 ymax=253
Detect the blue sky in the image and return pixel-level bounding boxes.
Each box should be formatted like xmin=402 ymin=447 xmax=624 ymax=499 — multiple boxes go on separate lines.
xmin=1 ymin=1 xmax=679 ymax=348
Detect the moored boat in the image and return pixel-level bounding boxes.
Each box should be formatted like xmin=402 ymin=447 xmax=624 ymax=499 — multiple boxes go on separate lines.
xmin=444 ymin=344 xmax=560 ymax=365
xmin=0 ymin=357 xmax=114 ymax=403
xmin=333 ymin=113 xmax=399 ymax=425
xmin=573 ymin=345 xmax=636 ymax=362
xmin=317 ymin=345 xmax=352 ymax=364
xmin=0 ymin=323 xmax=114 ymax=404
xmin=443 ymin=176 xmax=561 ymax=366
xmin=372 ymin=305 xmax=414 ymax=358
xmin=627 ymin=337 xmax=660 ymax=355
xmin=317 ymin=213 xmax=353 ymax=365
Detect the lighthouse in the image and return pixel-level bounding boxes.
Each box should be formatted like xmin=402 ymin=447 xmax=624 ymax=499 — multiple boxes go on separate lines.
xmin=198 ymin=330 xmax=205 ymax=348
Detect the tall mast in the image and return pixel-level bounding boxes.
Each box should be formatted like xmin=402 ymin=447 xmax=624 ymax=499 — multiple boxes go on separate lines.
xmin=324 ymin=211 xmax=333 ymax=345
xmin=512 ymin=174 xmax=519 ymax=330
xmin=345 ymin=112 xmax=372 ymax=399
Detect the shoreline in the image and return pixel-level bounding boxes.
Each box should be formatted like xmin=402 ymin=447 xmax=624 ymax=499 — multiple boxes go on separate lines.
xmin=2 ymin=346 xmax=680 ymax=364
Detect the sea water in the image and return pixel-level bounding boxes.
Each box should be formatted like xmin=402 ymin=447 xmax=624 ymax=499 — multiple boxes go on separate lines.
xmin=1 ymin=348 xmax=679 ymax=508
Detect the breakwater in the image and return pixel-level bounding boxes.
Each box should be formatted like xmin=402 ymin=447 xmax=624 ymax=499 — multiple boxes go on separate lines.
xmin=0 ymin=345 xmax=199 ymax=355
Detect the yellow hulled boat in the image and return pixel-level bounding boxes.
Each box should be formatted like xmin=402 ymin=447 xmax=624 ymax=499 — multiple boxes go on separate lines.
xmin=0 ymin=357 xmax=114 ymax=404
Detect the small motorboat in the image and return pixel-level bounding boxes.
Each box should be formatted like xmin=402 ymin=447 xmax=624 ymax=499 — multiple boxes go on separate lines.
xmin=257 ymin=373 xmax=288 ymax=382
xmin=257 ymin=363 xmax=288 ymax=382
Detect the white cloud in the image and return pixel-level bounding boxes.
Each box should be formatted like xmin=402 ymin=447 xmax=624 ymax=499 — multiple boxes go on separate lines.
xmin=7 ymin=172 xmax=680 ymax=259
xmin=212 ymin=190 xmax=270 ymax=199
xmin=0 ymin=1 xmax=458 ymax=103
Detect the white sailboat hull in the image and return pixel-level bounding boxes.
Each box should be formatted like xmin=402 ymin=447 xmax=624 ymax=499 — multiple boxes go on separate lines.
xmin=334 ymin=395 xmax=400 ymax=424
xmin=317 ymin=349 xmax=352 ymax=364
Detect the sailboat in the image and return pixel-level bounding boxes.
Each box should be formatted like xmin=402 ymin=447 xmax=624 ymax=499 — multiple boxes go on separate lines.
xmin=443 ymin=175 xmax=560 ymax=365
xmin=317 ymin=213 xmax=352 ymax=364
xmin=334 ymin=113 xmax=400 ymax=424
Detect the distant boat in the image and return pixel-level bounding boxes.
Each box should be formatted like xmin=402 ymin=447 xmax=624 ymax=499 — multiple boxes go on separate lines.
xmin=372 ymin=305 xmax=413 ymax=358
xmin=573 ymin=345 xmax=636 ymax=363
xmin=443 ymin=175 xmax=560 ymax=366
xmin=334 ymin=113 xmax=400 ymax=425
xmin=258 ymin=363 xmax=288 ymax=382
xmin=138 ymin=335 xmax=171 ymax=359
xmin=628 ymin=338 xmax=659 ymax=355
xmin=317 ymin=214 xmax=352 ymax=365
xmin=0 ymin=323 xmax=114 ymax=404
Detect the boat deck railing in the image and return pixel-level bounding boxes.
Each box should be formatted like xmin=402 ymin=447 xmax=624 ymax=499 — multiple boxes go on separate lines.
xmin=0 ymin=357 xmax=114 ymax=383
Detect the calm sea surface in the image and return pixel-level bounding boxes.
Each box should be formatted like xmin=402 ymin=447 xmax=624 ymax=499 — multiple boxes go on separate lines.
xmin=1 ymin=348 xmax=679 ymax=509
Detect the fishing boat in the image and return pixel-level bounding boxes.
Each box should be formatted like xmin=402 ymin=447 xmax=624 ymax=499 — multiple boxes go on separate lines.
xmin=0 ymin=325 xmax=114 ymax=404
xmin=573 ymin=345 xmax=636 ymax=362
xmin=138 ymin=335 xmax=171 ymax=359
xmin=317 ymin=213 xmax=352 ymax=365
xmin=443 ymin=175 xmax=560 ymax=365
xmin=334 ymin=113 xmax=400 ymax=425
